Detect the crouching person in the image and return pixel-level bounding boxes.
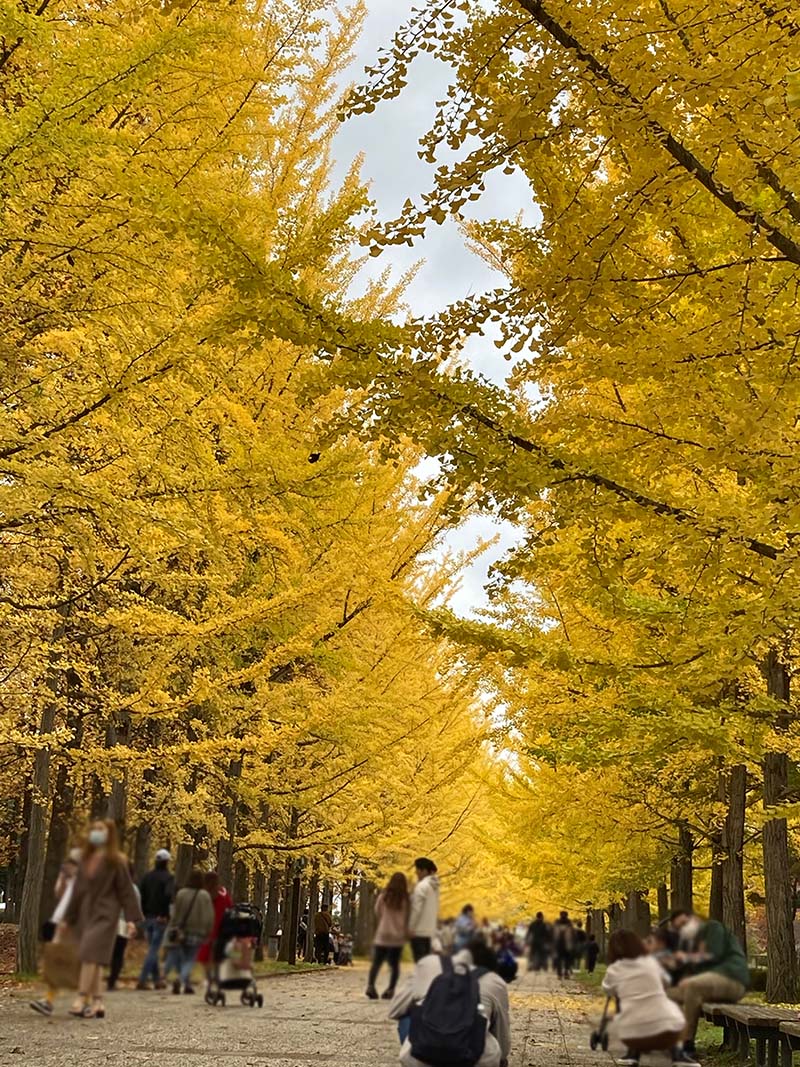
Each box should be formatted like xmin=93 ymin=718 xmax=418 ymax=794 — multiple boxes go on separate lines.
xmin=603 ymin=930 xmax=694 ymax=1067
xmin=389 ymin=939 xmax=511 ymax=1067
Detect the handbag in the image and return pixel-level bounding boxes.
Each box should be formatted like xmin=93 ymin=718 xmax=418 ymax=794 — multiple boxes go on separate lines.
xmin=42 ymin=939 xmax=80 ymax=989
xmin=165 ymin=889 xmax=200 ymax=948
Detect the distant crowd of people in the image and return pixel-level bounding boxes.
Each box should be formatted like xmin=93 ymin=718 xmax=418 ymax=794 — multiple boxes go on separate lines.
xmin=27 ymin=829 xmax=751 ymax=1067
xmin=524 ymin=910 xmax=600 ymax=977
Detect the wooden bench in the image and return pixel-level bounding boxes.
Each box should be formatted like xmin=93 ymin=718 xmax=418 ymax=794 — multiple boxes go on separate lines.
xmin=779 ymin=1022 xmax=800 ymax=1067
xmin=710 ymin=1004 xmax=800 ymax=1067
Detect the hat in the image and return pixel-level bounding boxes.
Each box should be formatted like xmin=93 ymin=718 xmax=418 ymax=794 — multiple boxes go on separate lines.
xmin=155 ymin=848 xmax=171 ymax=862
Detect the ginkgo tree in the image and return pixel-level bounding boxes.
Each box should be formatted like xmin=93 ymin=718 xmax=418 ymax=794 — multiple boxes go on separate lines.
xmin=340 ymin=0 xmax=800 ymax=1000
xmin=0 ymin=0 xmax=515 ymax=975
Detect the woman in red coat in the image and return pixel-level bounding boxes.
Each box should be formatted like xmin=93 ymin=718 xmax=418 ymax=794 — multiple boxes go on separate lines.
xmin=196 ymin=871 xmax=233 ymax=978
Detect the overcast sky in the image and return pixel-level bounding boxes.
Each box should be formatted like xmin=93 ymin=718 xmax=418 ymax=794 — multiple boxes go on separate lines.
xmin=332 ymin=1 xmax=535 ymax=616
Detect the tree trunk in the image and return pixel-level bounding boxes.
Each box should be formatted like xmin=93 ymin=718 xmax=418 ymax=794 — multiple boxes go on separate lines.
xmin=233 ymin=860 xmax=249 ymax=903
xmin=174 ymin=842 xmax=194 ymax=889
xmin=217 ymin=758 xmax=242 ymax=890
xmin=608 ymin=902 xmax=623 ymax=933
xmin=278 ymin=864 xmax=301 ymax=964
xmin=657 ymin=883 xmax=669 ymax=923
xmin=709 ymin=835 xmax=724 ymax=922
xmin=355 ymin=879 xmax=375 ymax=956
xmin=722 ymin=764 xmax=747 ymax=950
xmin=16 ymin=700 xmax=58 ymax=974
xmin=306 ymin=873 xmax=320 ymax=961
xmin=624 ymin=890 xmax=651 ymax=936
xmin=265 ymin=867 xmax=281 ymax=938
xmin=39 ymin=760 xmax=74 ymax=926
xmin=277 ymin=862 xmax=293 ymax=961
xmin=9 ymin=783 xmax=33 ymax=924
xmin=252 ymin=870 xmax=266 ymax=962
xmin=762 ymin=649 xmax=798 ymax=1003
xmin=590 ymin=908 xmax=606 ymax=958
xmin=670 ymin=824 xmax=693 ymax=912
xmin=341 ymin=879 xmax=353 ymax=936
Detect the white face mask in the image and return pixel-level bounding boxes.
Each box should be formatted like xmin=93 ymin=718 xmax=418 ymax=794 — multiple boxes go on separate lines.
xmin=681 ymin=916 xmax=702 ymax=941
xmin=88 ymin=828 xmax=108 ymax=848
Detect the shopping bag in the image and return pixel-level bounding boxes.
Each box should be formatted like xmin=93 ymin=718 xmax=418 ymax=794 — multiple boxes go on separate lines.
xmin=42 ymin=940 xmax=80 ymax=989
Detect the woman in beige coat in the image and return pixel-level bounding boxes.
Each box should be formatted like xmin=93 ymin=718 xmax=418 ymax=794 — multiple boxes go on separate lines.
xmin=64 ymin=819 xmax=143 ymax=1018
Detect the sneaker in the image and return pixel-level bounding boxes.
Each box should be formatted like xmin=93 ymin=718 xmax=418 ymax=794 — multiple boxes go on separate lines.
xmin=673 ymin=1052 xmax=701 ymax=1067
xmin=30 ymin=999 xmax=53 ymax=1017
xmin=171 ymin=979 xmax=181 ymax=995
xmin=135 ymin=981 xmax=150 ymax=991
xmin=365 ymin=987 xmax=378 ymax=1000
xmin=183 ymin=985 xmax=195 ymax=995
xmin=381 ymin=989 xmax=395 ymax=1000
xmin=618 ymin=1053 xmax=640 ymax=1066
xmin=155 ymin=980 xmax=167 ymax=990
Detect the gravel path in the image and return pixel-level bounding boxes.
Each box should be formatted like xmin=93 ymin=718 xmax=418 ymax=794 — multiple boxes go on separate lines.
xmin=0 ymin=963 xmax=608 ymax=1067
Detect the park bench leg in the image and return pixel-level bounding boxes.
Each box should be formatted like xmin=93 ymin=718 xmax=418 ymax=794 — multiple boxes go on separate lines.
xmin=755 ymin=1035 xmax=766 ymax=1067
xmin=739 ymin=1024 xmax=750 ymax=1064
xmin=768 ymin=1037 xmax=779 ymax=1067
xmin=781 ymin=1039 xmax=793 ymax=1067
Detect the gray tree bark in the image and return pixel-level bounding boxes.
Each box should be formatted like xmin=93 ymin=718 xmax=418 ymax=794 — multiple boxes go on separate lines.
xmin=722 ymin=764 xmax=747 ymax=950
xmin=762 ymin=650 xmax=797 ymax=1003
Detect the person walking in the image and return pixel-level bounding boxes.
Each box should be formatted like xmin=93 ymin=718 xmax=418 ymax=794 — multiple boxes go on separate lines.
xmin=585 ymin=933 xmax=601 ymax=974
xmin=667 ymin=910 xmax=749 ymax=1062
xmin=552 ymin=911 xmax=575 ymax=979
xmin=196 ymin=870 xmax=233 ymax=982
xmin=408 ymin=857 xmax=440 ymax=962
xmin=137 ymin=848 xmax=174 ymax=990
xmin=107 ymin=862 xmax=141 ymax=991
xmin=454 ymin=904 xmax=478 ymax=952
xmin=63 ymin=820 xmax=143 ymax=1019
xmin=366 ymin=872 xmax=409 ymax=1001
xmin=526 ymin=912 xmax=551 ymax=972
xmin=314 ymin=902 xmax=334 ymax=964
xmin=602 ymin=929 xmax=692 ymax=1067
xmin=162 ymin=868 xmax=214 ymax=994
xmin=29 ymin=847 xmax=82 ymax=1016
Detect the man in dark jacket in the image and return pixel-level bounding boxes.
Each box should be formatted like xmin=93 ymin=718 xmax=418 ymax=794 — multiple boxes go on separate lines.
xmin=137 ymin=849 xmax=174 ymax=989
xmin=314 ymin=904 xmax=333 ymax=965
xmin=526 ymin=912 xmax=552 ymax=972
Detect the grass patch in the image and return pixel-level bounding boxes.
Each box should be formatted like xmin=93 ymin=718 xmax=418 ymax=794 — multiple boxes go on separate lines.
xmin=573 ymin=965 xmax=606 ymax=992
xmin=252 ymin=960 xmax=328 ymax=977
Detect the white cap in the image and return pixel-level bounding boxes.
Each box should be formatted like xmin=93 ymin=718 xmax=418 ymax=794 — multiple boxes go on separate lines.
xmin=155 ymin=849 xmax=171 ymax=862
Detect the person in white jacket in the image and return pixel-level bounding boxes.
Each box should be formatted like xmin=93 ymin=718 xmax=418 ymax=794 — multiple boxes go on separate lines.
xmin=602 ymin=930 xmax=696 ymax=1067
xmin=407 ymin=858 xmax=440 ymax=962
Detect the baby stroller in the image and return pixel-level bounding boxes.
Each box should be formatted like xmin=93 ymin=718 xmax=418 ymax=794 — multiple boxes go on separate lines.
xmin=205 ymin=903 xmax=264 ymax=1008
xmin=590 ymin=996 xmax=617 ymax=1051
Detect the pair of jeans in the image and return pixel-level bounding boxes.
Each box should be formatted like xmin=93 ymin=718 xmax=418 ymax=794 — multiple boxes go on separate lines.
xmin=668 ymin=972 xmax=746 ymax=1041
xmin=410 ymin=936 xmax=431 ymax=962
xmin=163 ymin=935 xmax=203 ymax=988
xmin=367 ymin=944 xmax=401 ymax=993
xmin=138 ymin=918 xmax=166 ymax=984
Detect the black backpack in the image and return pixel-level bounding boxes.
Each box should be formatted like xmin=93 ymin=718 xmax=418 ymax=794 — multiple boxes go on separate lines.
xmin=409 ymin=956 xmax=488 ymax=1067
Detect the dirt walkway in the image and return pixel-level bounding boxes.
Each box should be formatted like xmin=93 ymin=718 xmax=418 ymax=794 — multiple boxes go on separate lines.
xmin=0 ymin=964 xmax=607 ymax=1067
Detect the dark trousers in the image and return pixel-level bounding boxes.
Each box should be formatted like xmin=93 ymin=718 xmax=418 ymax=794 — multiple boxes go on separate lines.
xmin=314 ymin=932 xmax=330 ymax=964
xmin=529 ymin=945 xmax=549 ymax=972
xmin=555 ymin=949 xmax=573 ymax=978
xmin=410 ymin=936 xmax=431 ymax=963
xmin=108 ymin=935 xmax=128 ymax=989
xmin=367 ymin=945 xmax=402 ymax=992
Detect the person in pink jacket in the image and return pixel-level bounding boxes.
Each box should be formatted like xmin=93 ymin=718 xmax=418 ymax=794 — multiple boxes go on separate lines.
xmin=366 ymin=873 xmax=409 ymax=1000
